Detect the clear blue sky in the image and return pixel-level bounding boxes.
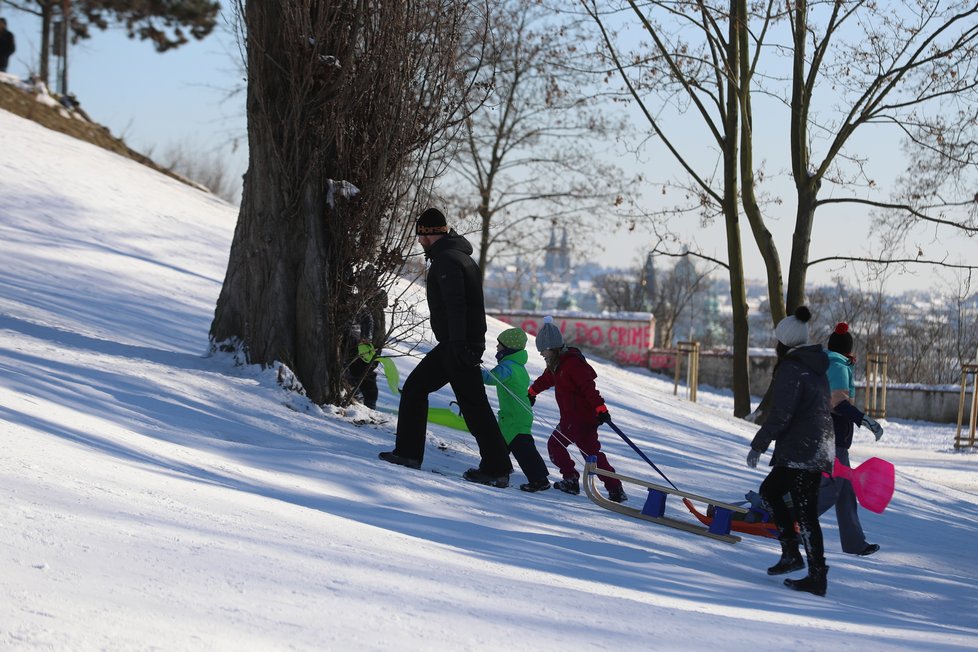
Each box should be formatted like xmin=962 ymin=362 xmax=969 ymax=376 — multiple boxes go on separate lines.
xmin=1 ymin=4 xmax=970 ymax=294
xmin=2 ymin=4 xmax=248 ymax=197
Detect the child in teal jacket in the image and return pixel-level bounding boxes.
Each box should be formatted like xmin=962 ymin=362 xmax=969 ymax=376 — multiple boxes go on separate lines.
xmin=819 ymin=322 xmax=882 ymax=556
xmin=483 ymin=327 xmax=551 ymax=492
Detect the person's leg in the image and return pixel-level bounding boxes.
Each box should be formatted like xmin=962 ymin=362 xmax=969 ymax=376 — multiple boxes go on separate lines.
xmin=547 ymin=424 xmax=578 ymax=480
xmin=760 ymin=467 xmax=794 ymax=536
xmin=832 ymin=449 xmax=869 ymax=553
xmin=573 ymin=424 xmax=624 ymax=492
xmin=817 ymin=418 xmax=849 ymax=518
xmin=760 ymin=467 xmax=805 ymax=575
xmin=361 ymin=361 xmax=379 ymax=409
xmin=509 ymin=433 xmax=549 ymax=483
xmin=349 ymin=356 xmax=379 ymax=409
xmin=834 ymin=480 xmax=868 ymax=553
xmin=784 ymin=469 xmax=829 ymax=595
xmin=817 ymin=474 xmax=840 ymax=514
xmin=448 ymin=362 xmax=511 ymax=476
xmin=391 ymin=346 xmax=449 ymax=463
xmin=790 ymin=470 xmax=826 ymax=568
xmin=347 ymin=352 xmax=364 ymax=389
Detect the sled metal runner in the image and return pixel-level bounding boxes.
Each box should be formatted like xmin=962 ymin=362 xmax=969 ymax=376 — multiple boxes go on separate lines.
xmin=582 ymin=458 xmax=750 ymax=544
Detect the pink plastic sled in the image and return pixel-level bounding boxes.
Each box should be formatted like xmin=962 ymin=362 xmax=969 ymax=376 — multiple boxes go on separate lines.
xmin=833 ymin=456 xmax=895 ymax=514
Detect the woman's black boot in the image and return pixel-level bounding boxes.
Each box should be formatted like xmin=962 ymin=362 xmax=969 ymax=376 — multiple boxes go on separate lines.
xmin=767 ymin=538 xmax=805 ymax=575
xmin=784 ymin=565 xmax=829 ymax=597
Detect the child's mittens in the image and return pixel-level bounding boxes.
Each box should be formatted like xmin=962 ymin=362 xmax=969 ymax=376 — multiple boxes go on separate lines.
xmin=595 ymin=404 xmax=611 ymax=425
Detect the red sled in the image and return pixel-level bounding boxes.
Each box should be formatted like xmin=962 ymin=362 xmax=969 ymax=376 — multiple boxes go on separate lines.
xmin=682 ymin=498 xmax=780 ymax=539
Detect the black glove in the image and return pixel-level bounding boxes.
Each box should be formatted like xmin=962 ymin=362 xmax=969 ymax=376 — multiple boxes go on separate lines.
xmin=527 ymin=393 xmax=536 ymax=406
xmin=448 ymin=341 xmax=479 ymax=369
xmin=596 ymin=405 xmax=611 ymax=425
xmin=746 ymin=448 xmax=761 ymax=468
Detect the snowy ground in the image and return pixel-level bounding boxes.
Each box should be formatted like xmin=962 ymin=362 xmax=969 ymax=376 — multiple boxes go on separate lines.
xmin=1 ymin=108 xmax=977 ymax=651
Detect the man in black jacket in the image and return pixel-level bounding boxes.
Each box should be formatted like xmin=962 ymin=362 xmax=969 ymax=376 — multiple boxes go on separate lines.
xmin=0 ymin=18 xmax=15 ymax=72
xmin=379 ymin=208 xmax=512 ymax=487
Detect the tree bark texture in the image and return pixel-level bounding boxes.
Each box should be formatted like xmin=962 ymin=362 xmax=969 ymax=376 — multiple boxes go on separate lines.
xmin=211 ymin=1 xmax=472 ymax=404
xmin=724 ymin=0 xmax=750 ymax=418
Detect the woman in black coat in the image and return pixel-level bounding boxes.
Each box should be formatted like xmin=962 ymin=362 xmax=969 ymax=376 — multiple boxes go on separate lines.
xmin=747 ymin=306 xmax=835 ymax=596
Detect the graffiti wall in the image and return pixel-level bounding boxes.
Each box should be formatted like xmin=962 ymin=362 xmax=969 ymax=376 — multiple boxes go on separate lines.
xmin=488 ymin=311 xmax=656 ymax=366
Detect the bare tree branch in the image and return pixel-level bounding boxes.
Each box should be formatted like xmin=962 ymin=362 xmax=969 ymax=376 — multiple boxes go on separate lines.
xmin=808 ymin=255 xmax=978 ymax=271
xmin=817 ymin=196 xmax=978 ymax=234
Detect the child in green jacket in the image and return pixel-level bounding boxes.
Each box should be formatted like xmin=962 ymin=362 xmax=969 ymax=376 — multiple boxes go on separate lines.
xmin=483 ymin=327 xmax=551 ymax=492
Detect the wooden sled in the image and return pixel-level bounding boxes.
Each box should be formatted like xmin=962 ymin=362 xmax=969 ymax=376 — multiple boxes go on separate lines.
xmin=582 ymin=458 xmax=750 ymax=544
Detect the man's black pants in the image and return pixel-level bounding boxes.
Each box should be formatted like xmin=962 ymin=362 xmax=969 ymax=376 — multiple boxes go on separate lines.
xmin=393 ymin=343 xmax=510 ymax=475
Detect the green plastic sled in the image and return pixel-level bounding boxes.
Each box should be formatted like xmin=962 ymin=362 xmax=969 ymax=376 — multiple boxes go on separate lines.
xmin=359 ymin=343 xmax=470 ymax=432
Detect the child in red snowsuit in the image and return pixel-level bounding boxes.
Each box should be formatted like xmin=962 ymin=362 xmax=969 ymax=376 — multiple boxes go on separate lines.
xmin=527 ymin=316 xmax=627 ymax=503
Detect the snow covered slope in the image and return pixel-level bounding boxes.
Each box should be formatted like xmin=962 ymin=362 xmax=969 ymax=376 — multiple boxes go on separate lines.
xmin=1 ymin=108 xmax=976 ymax=651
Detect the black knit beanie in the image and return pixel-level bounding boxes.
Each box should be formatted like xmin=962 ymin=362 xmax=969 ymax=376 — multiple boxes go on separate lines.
xmin=416 ymin=208 xmax=449 ymax=236
xmin=827 ymin=322 xmax=854 ymax=355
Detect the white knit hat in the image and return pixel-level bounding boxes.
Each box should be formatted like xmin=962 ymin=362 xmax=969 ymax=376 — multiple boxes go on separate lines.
xmin=535 ymin=316 xmax=564 ymax=351
xmin=774 ymin=306 xmax=813 ymax=347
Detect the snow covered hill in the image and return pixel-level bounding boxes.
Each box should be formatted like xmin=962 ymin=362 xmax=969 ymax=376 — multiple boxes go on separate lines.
xmin=1 ymin=108 xmax=976 ymax=651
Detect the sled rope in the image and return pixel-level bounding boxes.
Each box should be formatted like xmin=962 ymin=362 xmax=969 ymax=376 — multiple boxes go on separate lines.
xmin=604 ymin=420 xmax=679 ymax=491
xmin=487 ymin=354 xmax=682 ymax=491
xmin=481 ymin=363 xmax=683 ymax=487
xmin=481 ymin=363 xmax=587 ymax=466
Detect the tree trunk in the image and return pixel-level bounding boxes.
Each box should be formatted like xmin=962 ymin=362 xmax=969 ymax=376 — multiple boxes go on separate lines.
xmin=736 ymin=0 xmax=784 ymax=327
xmin=785 ymin=0 xmax=815 ymax=314
xmin=210 ymin=121 xmax=335 ymax=405
xmin=723 ymin=201 xmax=751 ymax=417
xmin=785 ymin=184 xmax=818 ymax=312
xmin=209 ymin=2 xmax=351 ymax=404
xmin=748 ymin=0 xmax=816 ymax=424
xmin=58 ymin=0 xmax=69 ymax=95
xmin=478 ymin=199 xmax=491 ymax=280
xmin=724 ymin=0 xmax=750 ymax=418
xmin=39 ymin=3 xmax=52 ymax=85
xmin=210 ymin=1 xmax=473 ymax=406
